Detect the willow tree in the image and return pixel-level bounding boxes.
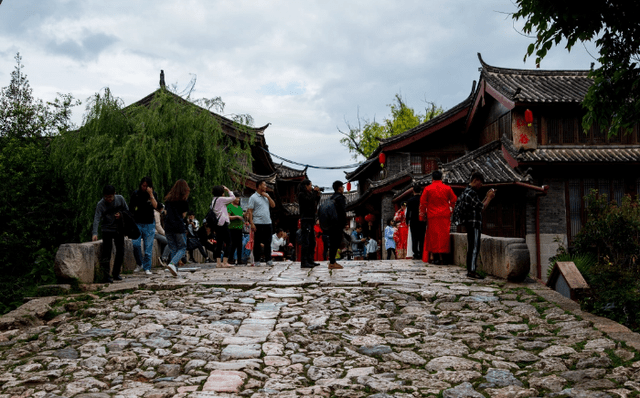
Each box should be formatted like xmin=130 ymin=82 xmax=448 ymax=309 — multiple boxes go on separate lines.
xmin=52 ymin=88 xmax=254 ymax=240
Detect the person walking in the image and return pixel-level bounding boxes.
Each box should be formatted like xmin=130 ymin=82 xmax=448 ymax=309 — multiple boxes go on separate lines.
xmin=327 ymin=181 xmax=346 ymax=270
xmin=453 ymin=171 xmax=495 ymax=279
xmin=297 ymin=179 xmax=321 ymax=268
xmin=227 ymin=192 xmax=244 ymax=265
xmin=420 ymin=170 xmax=457 ymax=265
xmin=92 ymin=185 xmax=129 ymax=283
xmin=247 ymin=180 xmax=276 ymax=266
xmin=405 ymin=186 xmax=426 ymax=260
xmin=162 ymin=179 xmax=191 ymax=277
xmin=384 ymin=219 xmax=397 ymax=260
xmin=210 ymin=185 xmax=236 ymax=268
xmin=130 ymin=176 xmax=158 ymax=275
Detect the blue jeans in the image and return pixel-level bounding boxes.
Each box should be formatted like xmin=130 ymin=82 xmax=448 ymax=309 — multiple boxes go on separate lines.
xmin=133 ymin=223 xmax=155 ymax=271
xmin=167 ymin=233 xmax=187 ymax=266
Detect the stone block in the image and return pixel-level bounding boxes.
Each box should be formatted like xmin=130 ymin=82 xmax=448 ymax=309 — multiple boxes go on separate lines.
xmin=55 ymin=239 xmax=139 ymax=284
xmin=451 ymin=233 xmax=530 ymax=281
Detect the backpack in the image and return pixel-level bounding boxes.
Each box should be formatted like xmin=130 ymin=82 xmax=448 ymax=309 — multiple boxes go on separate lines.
xmin=318 ymin=199 xmax=337 ymax=231
xmin=451 ymin=196 xmax=467 ymax=226
xmin=205 ymin=198 xmax=219 ymax=227
xmin=120 ymin=209 xmax=141 ymax=240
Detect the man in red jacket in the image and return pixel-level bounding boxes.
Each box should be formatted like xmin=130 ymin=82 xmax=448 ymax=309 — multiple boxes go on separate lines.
xmin=419 ymin=170 xmax=457 ymax=264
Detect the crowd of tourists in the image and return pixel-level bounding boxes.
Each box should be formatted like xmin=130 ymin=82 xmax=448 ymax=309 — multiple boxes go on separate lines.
xmin=92 ymin=171 xmax=494 ymax=282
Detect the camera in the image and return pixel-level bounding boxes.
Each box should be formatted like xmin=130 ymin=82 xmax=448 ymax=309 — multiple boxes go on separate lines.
xmin=315 ymin=186 xmax=325 ymax=192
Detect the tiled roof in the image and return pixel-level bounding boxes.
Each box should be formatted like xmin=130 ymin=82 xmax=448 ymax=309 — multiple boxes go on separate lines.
xmin=515 ymin=145 xmax=640 ymax=163
xmin=414 ymin=138 xmax=533 ymax=187
xmin=133 ymin=89 xmax=270 ymax=137
xmin=346 ymin=170 xmax=413 ymax=211
xmin=479 ymin=53 xmax=593 ymax=104
xmin=275 ymin=163 xmax=307 ymax=179
xmin=500 ymin=134 xmax=640 ymax=163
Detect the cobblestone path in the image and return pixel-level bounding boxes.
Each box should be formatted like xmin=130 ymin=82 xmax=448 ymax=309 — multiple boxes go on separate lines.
xmin=2 ymin=260 xmax=640 ymax=398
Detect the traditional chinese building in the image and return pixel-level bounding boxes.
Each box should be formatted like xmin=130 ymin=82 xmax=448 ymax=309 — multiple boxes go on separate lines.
xmin=346 ymin=54 xmax=640 ymax=280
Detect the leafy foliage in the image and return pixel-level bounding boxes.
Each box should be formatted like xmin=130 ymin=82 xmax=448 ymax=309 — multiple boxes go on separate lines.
xmin=52 ymin=88 xmax=255 ymax=240
xmin=570 ymin=190 xmax=640 ymax=330
xmin=339 ymin=94 xmax=443 ymax=159
xmin=0 ymin=53 xmax=77 ymax=313
xmin=513 ymin=0 xmax=640 ymax=135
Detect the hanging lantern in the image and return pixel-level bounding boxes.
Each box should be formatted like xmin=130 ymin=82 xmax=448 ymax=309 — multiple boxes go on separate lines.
xmin=364 ymin=213 xmax=376 ymax=223
xmin=355 ymin=216 xmax=364 ymax=225
xmin=346 ymin=181 xmax=352 ymax=191
xmin=524 ymin=109 xmax=533 ymax=127
xmin=379 ymin=152 xmax=386 ymax=168
xmin=297 ymin=219 xmax=301 ymax=229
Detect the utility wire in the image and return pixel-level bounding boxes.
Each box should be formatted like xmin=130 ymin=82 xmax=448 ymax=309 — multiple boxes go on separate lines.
xmin=261 ymin=147 xmax=365 ymax=170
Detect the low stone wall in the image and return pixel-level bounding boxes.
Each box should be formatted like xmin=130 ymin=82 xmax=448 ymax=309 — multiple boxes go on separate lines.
xmin=55 ymin=239 xmax=138 ymax=283
xmin=54 ymin=238 xmax=215 ymax=283
xmin=451 ymin=233 xmax=530 ymax=282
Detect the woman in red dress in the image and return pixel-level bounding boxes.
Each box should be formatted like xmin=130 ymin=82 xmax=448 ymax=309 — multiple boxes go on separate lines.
xmin=314 ymin=220 xmax=325 ymax=261
xmin=393 ymin=203 xmax=408 ymax=259
xmin=419 ymin=171 xmax=457 ymax=264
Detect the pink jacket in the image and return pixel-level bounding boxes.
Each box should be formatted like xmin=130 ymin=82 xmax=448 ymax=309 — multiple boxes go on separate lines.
xmin=211 ymin=192 xmax=236 ymax=226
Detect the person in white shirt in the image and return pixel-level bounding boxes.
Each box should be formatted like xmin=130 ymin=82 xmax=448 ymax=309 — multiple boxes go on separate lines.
xmin=271 ymin=228 xmax=287 ymax=252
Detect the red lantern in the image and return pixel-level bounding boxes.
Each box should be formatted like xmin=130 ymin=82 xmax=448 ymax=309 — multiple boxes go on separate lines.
xmin=346 ymin=181 xmax=352 ymax=191
xmin=524 ymin=109 xmax=533 ymax=127
xmin=378 ymin=152 xmax=386 ymax=168
xmin=355 ymin=216 xmax=364 ymax=225
xmin=364 ymin=213 xmax=376 ymax=223
xmin=297 ymin=219 xmax=301 ymax=229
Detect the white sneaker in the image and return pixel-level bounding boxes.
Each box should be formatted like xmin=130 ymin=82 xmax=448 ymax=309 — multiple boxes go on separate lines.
xmin=266 ymin=260 xmax=274 ymax=266
xmin=144 ymin=270 xmax=152 ymax=275
xmin=167 ymin=263 xmax=178 ymax=277
xmin=133 ymin=266 xmax=143 ymax=273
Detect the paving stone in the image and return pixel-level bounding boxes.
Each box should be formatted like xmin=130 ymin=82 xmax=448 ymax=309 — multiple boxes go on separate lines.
xmin=0 ymin=259 xmax=633 ymax=397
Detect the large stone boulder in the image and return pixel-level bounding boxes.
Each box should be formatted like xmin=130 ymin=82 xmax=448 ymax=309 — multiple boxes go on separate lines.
xmin=451 ymin=233 xmax=530 ymax=281
xmin=55 ymin=239 xmax=139 ymax=283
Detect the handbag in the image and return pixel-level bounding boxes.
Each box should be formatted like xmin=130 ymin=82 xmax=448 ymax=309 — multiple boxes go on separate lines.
xmin=205 ymin=198 xmax=219 ymax=227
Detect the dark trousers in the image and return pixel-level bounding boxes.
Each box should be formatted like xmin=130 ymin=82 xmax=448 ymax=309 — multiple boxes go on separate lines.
xmin=465 ymin=223 xmax=482 ymax=273
xmin=328 ymin=227 xmax=343 ymax=264
xmin=228 ymin=228 xmax=243 ymax=263
xmin=410 ymin=220 xmax=426 ymax=258
xmin=300 ymin=219 xmax=316 ymax=265
xmin=214 ymin=223 xmax=231 ymax=259
xmin=254 ymin=223 xmax=272 ymax=262
xmin=387 ymin=248 xmax=396 ymax=260
xmin=187 ymin=236 xmax=208 ymax=261
xmin=101 ymin=230 xmax=124 ymax=279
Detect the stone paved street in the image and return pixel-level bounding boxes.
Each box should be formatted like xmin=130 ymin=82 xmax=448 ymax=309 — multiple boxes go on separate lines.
xmin=2 ymin=260 xmax=640 ymax=398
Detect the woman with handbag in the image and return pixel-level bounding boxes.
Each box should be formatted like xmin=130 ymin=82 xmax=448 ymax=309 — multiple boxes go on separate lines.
xmin=210 ymin=185 xmax=236 ymax=268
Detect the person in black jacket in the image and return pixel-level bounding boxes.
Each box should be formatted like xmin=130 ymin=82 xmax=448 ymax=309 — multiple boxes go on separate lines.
xmin=405 ymin=186 xmax=426 ymax=260
xmin=297 ymin=179 xmax=322 ymax=269
xmin=328 ymin=181 xmax=346 ymax=270
xmin=130 ymin=176 xmax=158 ymax=275
xmin=92 ymin=185 xmax=129 ymax=283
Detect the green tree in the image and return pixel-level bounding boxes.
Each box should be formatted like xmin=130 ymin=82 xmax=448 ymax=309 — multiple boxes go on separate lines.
xmin=339 ymin=94 xmax=443 ymax=159
xmin=52 ymin=87 xmax=255 ymax=240
xmin=0 ymin=53 xmax=78 ymax=313
xmin=512 ymin=0 xmax=640 ymax=135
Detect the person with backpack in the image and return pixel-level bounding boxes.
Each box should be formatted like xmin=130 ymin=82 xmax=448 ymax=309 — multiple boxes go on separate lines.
xmin=297 ymin=179 xmax=321 ymax=268
xmin=130 ymin=176 xmax=158 ymax=275
xmin=247 ymin=180 xmax=275 ymax=266
xmin=452 ymin=171 xmax=496 ymax=279
xmin=326 ymin=181 xmax=346 ymax=269
xmin=92 ymin=185 xmax=129 ymax=283
xmin=210 ymin=185 xmax=236 ymax=268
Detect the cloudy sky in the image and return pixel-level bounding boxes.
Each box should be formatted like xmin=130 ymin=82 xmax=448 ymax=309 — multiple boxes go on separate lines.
xmin=0 ymin=0 xmax=599 ymax=189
